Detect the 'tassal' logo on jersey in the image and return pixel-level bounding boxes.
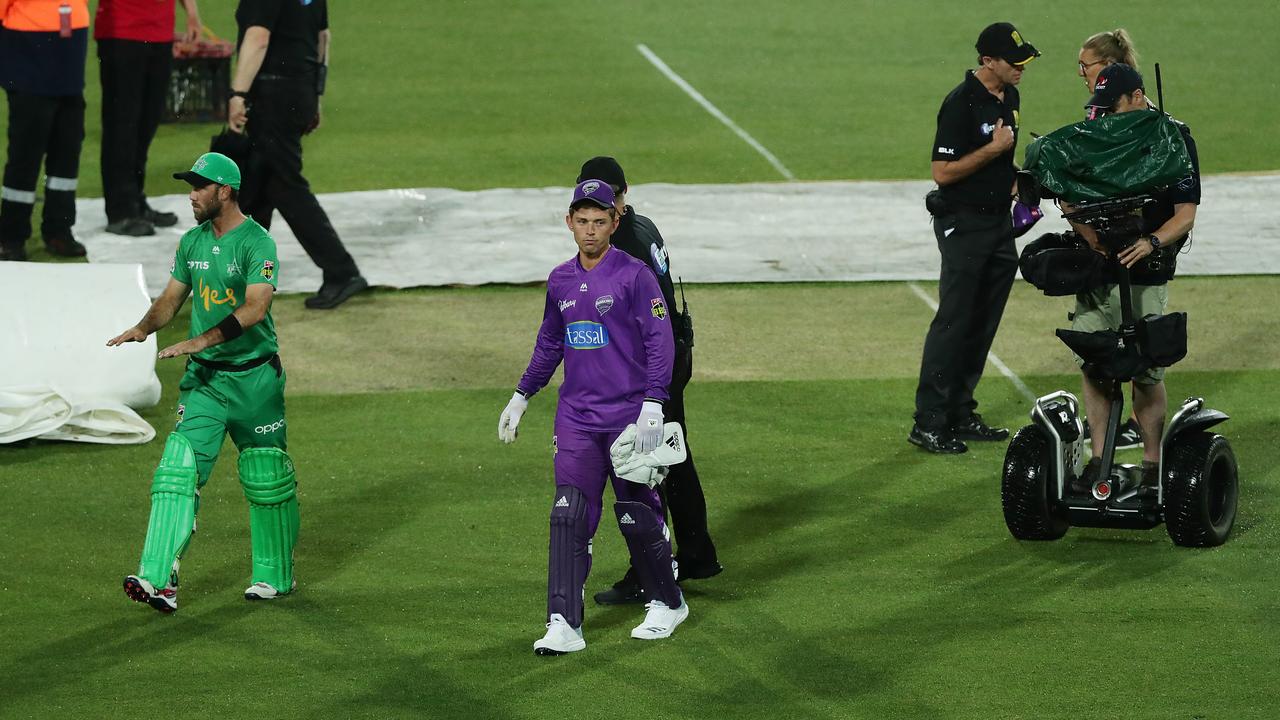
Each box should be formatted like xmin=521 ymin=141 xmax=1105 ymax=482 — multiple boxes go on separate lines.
xmin=564 ymin=321 xmax=609 ymax=349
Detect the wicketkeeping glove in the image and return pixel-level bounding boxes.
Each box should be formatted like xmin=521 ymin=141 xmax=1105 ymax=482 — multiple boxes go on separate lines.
xmin=635 ymin=400 xmax=664 ymax=453
xmin=498 ymin=391 xmax=528 ymax=444
xmin=610 ymin=422 xmax=688 ymax=488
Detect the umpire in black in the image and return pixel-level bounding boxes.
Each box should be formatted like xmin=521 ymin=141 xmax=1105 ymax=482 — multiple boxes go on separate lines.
xmin=229 ymin=0 xmax=366 ymax=309
xmin=577 ymin=157 xmax=722 ymax=604
xmin=910 ymin=22 xmax=1038 ymax=454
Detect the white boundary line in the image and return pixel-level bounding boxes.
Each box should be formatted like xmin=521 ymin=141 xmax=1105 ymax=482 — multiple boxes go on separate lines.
xmin=636 ymin=43 xmax=796 ymax=182
xmin=906 ymin=281 xmax=1037 ymax=403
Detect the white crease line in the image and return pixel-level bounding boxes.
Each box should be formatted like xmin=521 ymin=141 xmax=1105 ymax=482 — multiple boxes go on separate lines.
xmin=907 ymin=281 xmax=1037 ymax=403
xmin=636 ymin=43 xmax=796 ymax=182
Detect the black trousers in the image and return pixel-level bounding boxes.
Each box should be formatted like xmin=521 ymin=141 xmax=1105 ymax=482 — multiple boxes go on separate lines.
xmin=657 ymin=342 xmax=718 ymax=566
xmin=913 ymin=209 xmax=1018 ymax=431
xmin=0 ymin=90 xmax=83 ymax=248
xmin=98 ymin=38 xmax=171 ymax=223
xmin=240 ymin=77 xmax=359 ymax=284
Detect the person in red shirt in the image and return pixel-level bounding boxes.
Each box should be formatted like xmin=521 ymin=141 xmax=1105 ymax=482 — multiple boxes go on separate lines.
xmin=94 ymin=0 xmax=201 ymax=236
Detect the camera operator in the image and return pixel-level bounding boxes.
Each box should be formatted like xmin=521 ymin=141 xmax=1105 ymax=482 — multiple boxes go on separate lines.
xmin=1066 ymin=63 xmax=1200 ymax=488
xmin=1070 ymin=29 xmax=1150 ymax=449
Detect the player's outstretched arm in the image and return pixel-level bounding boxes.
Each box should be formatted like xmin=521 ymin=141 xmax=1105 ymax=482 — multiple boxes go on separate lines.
xmin=107 ymin=278 xmax=191 ymax=346
xmin=157 ymin=282 xmax=273 ymax=359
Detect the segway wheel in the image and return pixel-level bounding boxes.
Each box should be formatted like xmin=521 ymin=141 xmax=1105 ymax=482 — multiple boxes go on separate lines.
xmin=1164 ymin=432 xmax=1238 ymax=547
xmin=1001 ymin=425 xmax=1068 ymax=540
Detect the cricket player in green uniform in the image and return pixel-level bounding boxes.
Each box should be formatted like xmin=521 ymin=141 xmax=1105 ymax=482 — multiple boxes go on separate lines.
xmin=107 ymin=152 xmax=299 ymax=613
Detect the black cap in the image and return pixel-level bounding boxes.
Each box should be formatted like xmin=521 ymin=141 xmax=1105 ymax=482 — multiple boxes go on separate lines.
xmin=577 ymin=156 xmax=627 ymax=192
xmin=1086 ymin=63 xmax=1144 ymax=109
xmin=976 ymin=22 xmax=1040 ymax=65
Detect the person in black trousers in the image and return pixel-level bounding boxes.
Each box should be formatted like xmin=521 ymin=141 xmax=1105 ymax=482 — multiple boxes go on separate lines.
xmin=229 ymin=0 xmax=366 ymax=309
xmin=95 ymin=0 xmax=201 ymax=237
xmin=910 ymin=22 xmax=1038 ymax=454
xmin=575 ymin=157 xmax=722 ymax=605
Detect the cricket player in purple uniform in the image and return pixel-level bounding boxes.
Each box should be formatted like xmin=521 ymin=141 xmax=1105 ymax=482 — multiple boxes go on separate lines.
xmin=499 ymin=179 xmax=688 ymax=655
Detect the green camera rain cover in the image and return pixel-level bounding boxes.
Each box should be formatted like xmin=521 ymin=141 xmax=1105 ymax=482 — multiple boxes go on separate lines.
xmin=1023 ymin=110 xmax=1193 ymax=203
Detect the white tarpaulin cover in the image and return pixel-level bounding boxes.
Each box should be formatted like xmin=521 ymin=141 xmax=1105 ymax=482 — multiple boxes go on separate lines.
xmin=0 ymin=263 xmax=159 ymax=444
xmin=77 ymin=175 xmax=1280 ymax=297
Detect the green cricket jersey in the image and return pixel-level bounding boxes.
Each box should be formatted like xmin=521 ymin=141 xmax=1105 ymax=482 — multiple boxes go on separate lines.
xmin=171 ymin=217 xmax=279 ymax=365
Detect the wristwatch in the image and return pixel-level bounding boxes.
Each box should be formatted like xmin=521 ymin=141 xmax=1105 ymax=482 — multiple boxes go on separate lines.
xmin=1148 ymin=234 xmax=1162 ymax=251
xmin=229 ymin=90 xmax=250 ymax=100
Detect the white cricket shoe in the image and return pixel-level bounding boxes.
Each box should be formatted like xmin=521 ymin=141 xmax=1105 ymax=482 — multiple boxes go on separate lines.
xmin=533 ymin=613 xmax=586 ymax=655
xmin=630 ymin=597 xmax=689 ymax=640
xmin=244 ymin=579 xmax=297 ymax=600
xmin=124 ymin=574 xmax=177 ymax=614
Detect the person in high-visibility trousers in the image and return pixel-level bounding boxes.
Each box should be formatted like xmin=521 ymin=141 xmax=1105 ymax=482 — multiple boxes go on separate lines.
xmin=0 ymin=0 xmax=91 ymax=261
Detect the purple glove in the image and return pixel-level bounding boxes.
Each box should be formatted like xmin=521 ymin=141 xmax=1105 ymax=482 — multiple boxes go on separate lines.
xmin=1012 ymin=200 xmax=1044 ymax=238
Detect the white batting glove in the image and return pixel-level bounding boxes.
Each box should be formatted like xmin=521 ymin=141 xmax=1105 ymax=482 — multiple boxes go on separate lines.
xmin=498 ymin=391 xmax=528 ymax=444
xmin=635 ymin=400 xmax=664 ymax=453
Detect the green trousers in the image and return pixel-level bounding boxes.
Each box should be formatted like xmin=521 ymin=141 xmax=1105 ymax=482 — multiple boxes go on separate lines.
xmin=176 ymin=359 xmax=287 ymax=487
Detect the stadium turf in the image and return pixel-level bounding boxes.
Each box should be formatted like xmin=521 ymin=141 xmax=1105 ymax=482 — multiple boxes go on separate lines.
xmin=3 ymin=280 xmax=1280 ymax=719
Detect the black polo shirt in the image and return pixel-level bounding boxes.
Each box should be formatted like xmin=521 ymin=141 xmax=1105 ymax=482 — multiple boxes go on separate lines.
xmin=613 ymin=207 xmax=680 ymax=320
xmin=236 ymin=0 xmax=327 ymax=79
xmin=932 ymin=70 xmax=1020 ymax=210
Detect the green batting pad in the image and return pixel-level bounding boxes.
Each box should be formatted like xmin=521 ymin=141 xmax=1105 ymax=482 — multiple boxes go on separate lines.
xmin=138 ymin=434 xmax=199 ymax=587
xmin=239 ymin=448 xmax=299 ymax=592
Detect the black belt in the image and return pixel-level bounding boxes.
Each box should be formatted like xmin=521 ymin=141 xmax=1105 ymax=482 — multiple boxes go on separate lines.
xmin=190 ymin=353 xmax=280 ymax=374
xmin=255 ymin=71 xmax=316 ymax=82
xmin=952 ymin=202 xmax=1009 ymax=216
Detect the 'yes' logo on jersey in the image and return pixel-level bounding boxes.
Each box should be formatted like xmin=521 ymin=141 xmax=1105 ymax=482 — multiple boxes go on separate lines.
xmin=197 ymin=277 xmax=238 ymax=312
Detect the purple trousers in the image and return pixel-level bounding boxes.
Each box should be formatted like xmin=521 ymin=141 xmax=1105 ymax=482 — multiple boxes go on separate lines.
xmin=546 ymin=423 xmax=676 ymax=627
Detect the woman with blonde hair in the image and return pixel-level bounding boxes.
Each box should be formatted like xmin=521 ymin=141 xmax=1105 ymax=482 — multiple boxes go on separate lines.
xmin=1079 ymin=29 xmax=1140 ymax=91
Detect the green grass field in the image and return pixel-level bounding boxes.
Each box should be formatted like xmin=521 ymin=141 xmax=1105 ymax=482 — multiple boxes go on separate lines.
xmin=3 ymin=2 xmax=1280 ymax=718
xmin=4 ymin=280 xmax=1280 ymax=719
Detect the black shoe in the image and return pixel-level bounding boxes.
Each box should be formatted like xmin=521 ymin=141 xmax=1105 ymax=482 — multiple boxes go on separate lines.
xmin=142 ymin=205 xmax=179 ymax=228
xmin=305 ymin=275 xmax=368 ymax=309
xmin=44 ymin=234 xmax=86 ymax=257
xmin=0 ymin=243 xmax=27 ymax=261
xmin=1083 ymin=418 xmax=1142 ymax=449
xmin=908 ymin=425 xmax=967 ymax=454
xmin=1116 ymin=419 xmax=1143 ymax=450
xmin=676 ymin=557 xmax=723 ymax=581
xmin=951 ymin=413 xmax=1009 ymax=441
xmin=1070 ymin=458 xmax=1101 ymax=495
xmin=593 ymin=574 xmax=646 ymax=606
xmin=105 ymin=217 xmax=156 ymax=237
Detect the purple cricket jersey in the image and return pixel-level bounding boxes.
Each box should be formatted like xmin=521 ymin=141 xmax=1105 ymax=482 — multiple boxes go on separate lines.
xmin=518 ymin=246 xmax=674 ymax=431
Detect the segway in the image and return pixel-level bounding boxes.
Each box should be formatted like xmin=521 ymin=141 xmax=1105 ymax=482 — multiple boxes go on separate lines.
xmin=1001 ymin=194 xmax=1239 ymax=547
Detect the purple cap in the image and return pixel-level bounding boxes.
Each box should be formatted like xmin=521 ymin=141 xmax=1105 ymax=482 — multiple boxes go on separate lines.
xmin=571 ymin=179 xmax=616 ymax=210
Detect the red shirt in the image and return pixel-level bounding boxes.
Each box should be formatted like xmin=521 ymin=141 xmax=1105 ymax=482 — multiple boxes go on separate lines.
xmin=94 ymin=0 xmax=175 ymax=43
